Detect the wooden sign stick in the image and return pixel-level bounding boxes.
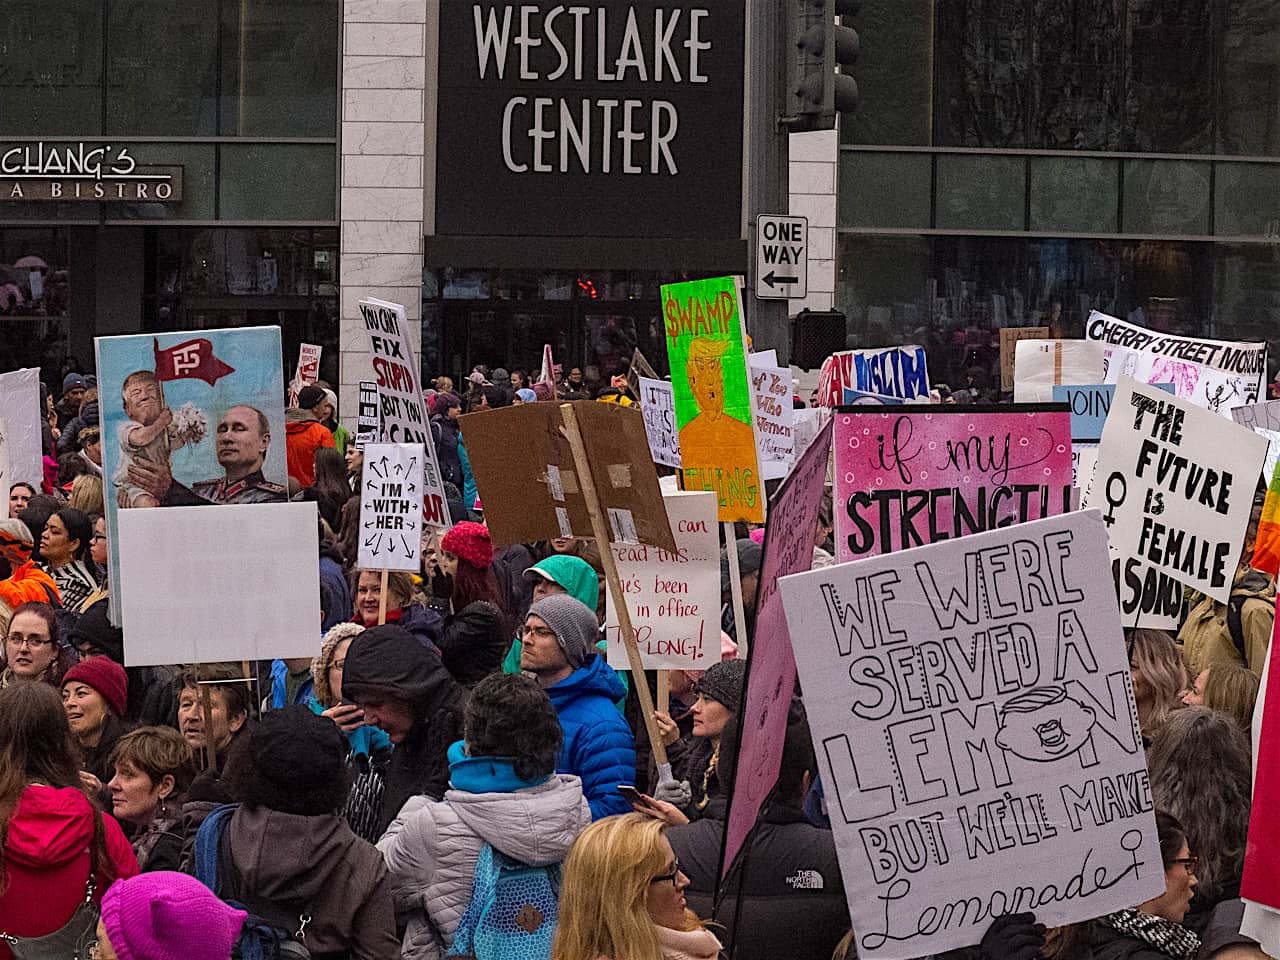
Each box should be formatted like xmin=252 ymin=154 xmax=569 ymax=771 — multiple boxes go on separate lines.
xmin=657 ymin=670 xmax=670 ymax=716
xmin=560 ymin=403 xmax=671 ymax=773
xmin=724 ymin=521 xmax=749 ymax=659
xmin=199 ymin=676 xmax=217 ymax=772
xmin=378 ymin=568 xmax=389 ymax=625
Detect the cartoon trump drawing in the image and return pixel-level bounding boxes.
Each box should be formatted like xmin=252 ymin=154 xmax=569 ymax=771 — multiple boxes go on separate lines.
xmin=995 ymin=685 xmax=1097 ymax=763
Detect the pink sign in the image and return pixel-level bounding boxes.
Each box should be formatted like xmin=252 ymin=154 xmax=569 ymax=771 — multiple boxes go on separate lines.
xmin=1242 ymin=614 xmax=1280 ymax=908
xmin=722 ymin=418 xmax=833 ymax=878
xmin=834 ymin=406 xmax=1073 ymax=562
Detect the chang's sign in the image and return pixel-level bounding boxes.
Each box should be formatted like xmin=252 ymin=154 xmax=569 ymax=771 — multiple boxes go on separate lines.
xmin=0 ymin=143 xmax=183 ymax=202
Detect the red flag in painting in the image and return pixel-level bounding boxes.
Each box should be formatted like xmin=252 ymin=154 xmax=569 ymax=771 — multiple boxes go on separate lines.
xmin=1241 ymin=606 xmax=1280 ymax=907
xmin=153 ymin=338 xmax=235 ymax=385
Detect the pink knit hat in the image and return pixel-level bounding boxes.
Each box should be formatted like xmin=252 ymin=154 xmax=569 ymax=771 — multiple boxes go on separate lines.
xmin=100 ymin=872 xmax=246 ymax=960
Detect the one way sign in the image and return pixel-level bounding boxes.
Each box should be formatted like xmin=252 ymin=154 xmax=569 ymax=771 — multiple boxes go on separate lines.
xmin=755 ymin=214 xmax=808 ymax=300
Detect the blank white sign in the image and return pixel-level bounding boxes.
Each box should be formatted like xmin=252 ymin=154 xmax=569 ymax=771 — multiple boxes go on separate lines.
xmin=118 ymin=502 xmax=320 ymax=666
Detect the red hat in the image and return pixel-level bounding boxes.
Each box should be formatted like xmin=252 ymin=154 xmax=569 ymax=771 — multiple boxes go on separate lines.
xmin=62 ymin=655 xmax=128 ymax=717
xmin=440 ymin=521 xmax=493 ymax=569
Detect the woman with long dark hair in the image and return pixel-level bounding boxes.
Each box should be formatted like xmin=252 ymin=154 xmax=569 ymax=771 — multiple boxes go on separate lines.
xmin=39 ymin=507 xmax=99 ymax=611
xmin=305 ymin=447 xmax=351 ymax=533
xmin=0 ymin=683 xmax=137 ymax=957
xmin=437 ymin=522 xmax=511 ymax=686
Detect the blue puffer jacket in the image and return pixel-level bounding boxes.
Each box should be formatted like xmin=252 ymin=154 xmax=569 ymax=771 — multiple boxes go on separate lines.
xmin=546 ymin=655 xmax=635 ymax=819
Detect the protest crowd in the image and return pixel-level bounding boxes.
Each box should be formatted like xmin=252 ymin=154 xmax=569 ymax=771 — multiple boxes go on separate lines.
xmin=0 ymin=299 xmax=1279 ymax=960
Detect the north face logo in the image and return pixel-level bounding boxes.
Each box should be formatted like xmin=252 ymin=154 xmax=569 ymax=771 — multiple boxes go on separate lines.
xmin=786 ymin=869 xmax=824 ymax=890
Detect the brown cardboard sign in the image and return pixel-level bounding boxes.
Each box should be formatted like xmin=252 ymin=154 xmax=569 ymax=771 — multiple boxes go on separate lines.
xmin=461 ymin=401 xmax=676 ymax=553
xmin=999 ymin=326 xmax=1051 ymax=392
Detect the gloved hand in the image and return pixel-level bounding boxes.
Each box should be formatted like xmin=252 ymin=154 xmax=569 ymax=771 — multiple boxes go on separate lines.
xmin=652 ymin=778 xmax=692 ymax=808
xmin=979 ymin=912 xmax=1045 ymax=960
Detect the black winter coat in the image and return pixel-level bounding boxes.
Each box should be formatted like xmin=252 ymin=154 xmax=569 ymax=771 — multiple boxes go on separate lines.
xmin=439 ymin=600 xmax=509 ymax=687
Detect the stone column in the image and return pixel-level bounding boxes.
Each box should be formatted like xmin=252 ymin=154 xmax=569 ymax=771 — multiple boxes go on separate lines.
xmin=789 ymin=129 xmax=838 ymax=313
xmin=337 ymin=0 xmax=428 ymax=423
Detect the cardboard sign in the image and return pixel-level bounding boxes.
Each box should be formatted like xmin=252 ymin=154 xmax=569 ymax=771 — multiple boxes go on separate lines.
xmin=357 ymin=443 xmax=425 ymax=571
xmin=1012 ymin=339 xmax=1106 ymax=403
xmin=118 ymin=502 xmax=321 ymax=666
xmin=357 ymin=297 xmax=450 ymax=527
xmin=604 ymin=489 xmax=718 ymax=670
xmin=461 ymin=401 xmax=675 ymax=553
xmin=356 ymin=380 xmax=380 ymax=446
xmin=1083 ymin=378 xmax=1267 ymax=604
xmin=1231 ymin=399 xmax=1280 ymax=484
xmin=779 ymin=511 xmax=1163 ymax=959
xmin=662 ymin=276 xmax=763 ymax=522
xmin=1086 ymin=310 xmax=1267 ymax=398
xmin=833 ymin=406 xmax=1074 ymax=563
xmin=817 ymin=346 xmax=930 ymax=407
xmin=999 ymin=327 xmax=1050 ymax=392
xmin=0 ymin=368 xmax=42 ymax=493
xmin=750 ymin=362 xmax=794 ymax=481
xmin=723 ymin=418 xmax=834 ymax=878
xmin=287 ymin=342 xmax=322 ymax=405
xmin=638 ymin=377 xmax=680 ymax=468
xmin=96 ymin=327 xmax=290 ymax=621
xmin=1104 ymin=345 xmax=1261 ymax=414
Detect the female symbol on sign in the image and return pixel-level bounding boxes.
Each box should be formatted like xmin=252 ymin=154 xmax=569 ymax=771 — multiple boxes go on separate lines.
xmin=1101 ymin=471 xmax=1127 ymax=527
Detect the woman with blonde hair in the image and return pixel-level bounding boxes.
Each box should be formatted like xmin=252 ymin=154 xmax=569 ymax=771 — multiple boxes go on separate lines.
xmin=1125 ymin=628 xmax=1186 ymax=737
xmin=66 ymin=474 xmax=103 ymax=516
xmin=1183 ymin=662 xmax=1259 ymax=733
xmin=553 ymin=813 xmax=721 ymax=960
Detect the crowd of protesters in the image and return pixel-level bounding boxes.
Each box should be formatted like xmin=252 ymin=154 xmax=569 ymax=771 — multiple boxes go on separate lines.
xmin=0 ymin=363 xmax=1273 ymax=960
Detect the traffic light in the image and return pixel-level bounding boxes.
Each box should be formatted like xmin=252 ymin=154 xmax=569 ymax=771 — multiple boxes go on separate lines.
xmin=785 ymin=0 xmax=860 ymax=132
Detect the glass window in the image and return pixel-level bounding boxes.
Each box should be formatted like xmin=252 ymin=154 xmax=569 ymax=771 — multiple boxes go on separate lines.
xmin=1214 ymin=163 xmax=1280 ymax=239
xmin=218 ymin=145 xmax=336 ymax=221
xmin=1213 ymin=244 xmax=1280 ymax=352
xmin=1122 ymin=160 xmax=1211 ymax=236
xmin=841 ymin=0 xmax=932 ymax=146
xmin=1029 ymin=156 xmax=1118 ymax=233
xmin=935 ymin=155 xmax=1025 ymax=232
xmin=1217 ymin=7 xmax=1280 ymax=156
xmin=103 ymin=143 xmax=217 ymax=221
xmin=220 ymin=0 xmax=339 ymax=137
xmin=1027 ymin=0 xmax=1125 ymax=151
xmin=934 ymin=0 xmax=1031 ymax=149
xmin=0 ymin=1 xmax=104 ymax=136
xmin=1125 ymin=1 xmax=1213 ymax=153
xmin=106 ymin=0 xmax=218 ymax=136
xmin=839 ymin=152 xmax=931 ymax=229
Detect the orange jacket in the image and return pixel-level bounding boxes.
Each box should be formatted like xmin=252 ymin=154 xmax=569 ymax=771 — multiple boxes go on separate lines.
xmin=285 ymin=416 xmax=336 ymax=487
xmin=0 ymin=560 xmax=60 ymax=610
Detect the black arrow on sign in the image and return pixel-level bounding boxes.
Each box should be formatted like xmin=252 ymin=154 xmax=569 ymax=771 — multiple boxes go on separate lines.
xmin=763 ymin=271 xmax=799 ymax=288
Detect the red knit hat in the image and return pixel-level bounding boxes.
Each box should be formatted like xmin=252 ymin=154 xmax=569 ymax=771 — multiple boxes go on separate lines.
xmin=440 ymin=521 xmax=493 ymax=569
xmin=61 ymin=655 xmax=128 ymax=717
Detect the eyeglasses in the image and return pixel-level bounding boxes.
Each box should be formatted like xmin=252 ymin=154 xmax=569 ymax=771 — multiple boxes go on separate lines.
xmin=522 ymin=625 xmax=557 ymax=640
xmin=5 ymin=634 xmax=51 ymax=648
xmin=90 ymin=534 xmax=107 ymax=542
xmin=650 ymin=858 xmax=682 ymax=887
xmin=1170 ymin=856 xmax=1199 ymax=875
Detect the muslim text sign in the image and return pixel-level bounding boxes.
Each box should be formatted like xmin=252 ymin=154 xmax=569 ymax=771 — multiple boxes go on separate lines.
xmin=662 ymin=276 xmax=763 ymax=523
xmin=724 ymin=418 xmax=834 ymax=878
xmin=604 ymin=489 xmax=719 ymax=671
xmin=779 ymin=511 xmax=1163 ymax=960
xmin=357 ymin=443 xmax=425 ymax=572
xmin=818 ymin=346 xmax=930 ymax=407
xmin=834 ymin=407 xmax=1073 ymax=563
xmin=1084 ymin=378 xmax=1267 ymax=604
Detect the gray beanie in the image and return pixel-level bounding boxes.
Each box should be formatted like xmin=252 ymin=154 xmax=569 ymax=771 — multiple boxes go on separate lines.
xmin=527 ymin=594 xmax=599 ymax=669
xmin=695 ymin=658 xmax=747 ymax=713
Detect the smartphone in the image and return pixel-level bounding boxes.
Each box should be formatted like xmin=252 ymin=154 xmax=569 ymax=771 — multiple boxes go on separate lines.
xmin=617 ymin=784 xmax=643 ymax=804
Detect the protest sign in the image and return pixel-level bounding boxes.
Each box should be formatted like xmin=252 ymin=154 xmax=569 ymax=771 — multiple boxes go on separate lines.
xmin=1252 ymin=459 xmax=1280 ymax=578
xmin=999 ymin=327 xmax=1050 ymax=392
xmin=638 ymin=377 xmax=680 ymax=468
xmin=843 ymin=388 xmax=904 ymax=405
xmin=287 ymin=342 xmax=322 ymax=406
xmin=1231 ymin=399 xmax=1280 ymax=484
xmin=750 ymin=361 xmax=794 ymax=481
xmin=1087 ymin=310 xmax=1266 ymax=398
xmin=97 ymin=327 xmax=289 ymax=619
xmin=461 ymin=400 xmax=675 ymax=554
xmin=604 ymin=489 xmax=718 ymax=671
xmin=1243 ymin=618 xmax=1280 ymax=909
xmin=357 ymin=443 xmax=425 ymax=572
xmin=627 ymin=347 xmax=661 ymax=398
xmin=833 ymin=406 xmax=1073 ymax=563
xmin=118 ymin=501 xmax=320 ymax=666
xmin=723 ymin=418 xmax=833 ymax=879
xmin=0 ymin=368 xmax=42 ymax=494
xmin=817 ymin=346 xmax=930 ymax=407
xmin=1012 ymin=339 xmax=1106 ymax=403
xmin=779 ymin=510 xmax=1163 ymax=959
xmin=356 ymin=380 xmax=380 ymax=446
xmin=358 ymin=297 xmax=450 ymax=527
xmin=662 ymin=276 xmax=763 ymax=523
xmin=1083 ymin=377 xmax=1267 ymax=604
xmin=1105 ymin=345 xmax=1261 ymax=414
xmin=1053 ymin=384 xmax=1181 ymax=628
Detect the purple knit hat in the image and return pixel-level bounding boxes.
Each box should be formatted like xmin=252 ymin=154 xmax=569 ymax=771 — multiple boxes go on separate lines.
xmin=100 ymin=872 xmax=246 ymax=960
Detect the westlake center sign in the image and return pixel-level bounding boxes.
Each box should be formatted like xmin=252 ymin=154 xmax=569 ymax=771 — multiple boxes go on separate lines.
xmin=435 ymin=2 xmax=745 ymax=241
xmin=0 ymin=143 xmax=183 ymax=202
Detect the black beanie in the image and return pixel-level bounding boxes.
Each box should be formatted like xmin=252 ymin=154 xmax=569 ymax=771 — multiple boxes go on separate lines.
xmin=342 ymin=624 xmax=453 ymax=711
xmin=247 ymin=706 xmax=346 ymax=802
xmin=68 ymin=600 xmax=124 ymax=661
xmin=695 ymin=659 xmax=747 ymax=713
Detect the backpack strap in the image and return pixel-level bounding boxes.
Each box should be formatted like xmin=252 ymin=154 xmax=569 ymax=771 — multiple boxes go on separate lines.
xmin=449 ymin=843 xmax=500 ymax=957
xmin=193 ymin=803 xmax=239 ymax=896
xmin=1227 ymin=594 xmax=1248 ymax=666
